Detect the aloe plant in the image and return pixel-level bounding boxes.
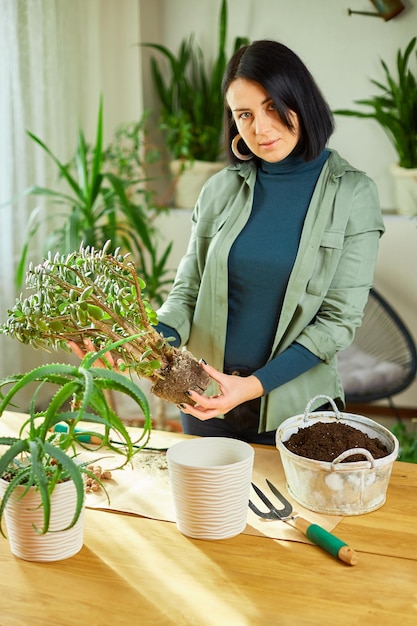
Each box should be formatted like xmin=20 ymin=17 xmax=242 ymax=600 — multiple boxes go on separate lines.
xmin=142 ymin=0 xmax=249 ymax=162
xmin=334 ymin=37 xmax=417 ymax=169
xmin=0 ymin=337 xmax=152 ymax=536
xmin=17 ymin=99 xmax=172 ymax=305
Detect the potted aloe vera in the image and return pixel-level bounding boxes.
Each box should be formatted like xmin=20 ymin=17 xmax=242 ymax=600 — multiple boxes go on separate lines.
xmin=0 ymin=337 xmax=152 ymax=562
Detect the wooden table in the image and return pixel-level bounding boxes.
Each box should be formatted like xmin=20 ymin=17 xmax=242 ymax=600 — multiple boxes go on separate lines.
xmin=1 ymin=415 xmax=417 ymax=625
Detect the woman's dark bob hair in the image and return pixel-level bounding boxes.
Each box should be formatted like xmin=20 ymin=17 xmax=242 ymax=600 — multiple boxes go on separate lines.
xmin=222 ymin=40 xmax=334 ymax=163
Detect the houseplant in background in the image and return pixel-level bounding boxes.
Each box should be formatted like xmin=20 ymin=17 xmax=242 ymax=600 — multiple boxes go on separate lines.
xmin=0 ymin=242 xmax=210 ymax=407
xmin=334 ymin=37 xmax=417 ymax=216
xmin=0 ymin=337 xmax=152 ymax=561
xmin=17 ymin=98 xmax=173 ymax=306
xmin=142 ymin=0 xmax=249 ymax=208
xmin=391 ymin=420 xmax=417 ymax=463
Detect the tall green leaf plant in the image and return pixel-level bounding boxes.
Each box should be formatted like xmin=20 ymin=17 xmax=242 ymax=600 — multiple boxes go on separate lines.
xmin=142 ymin=0 xmax=249 ymax=162
xmin=16 ymin=99 xmax=172 ymax=305
xmin=334 ymin=37 xmax=417 ymax=169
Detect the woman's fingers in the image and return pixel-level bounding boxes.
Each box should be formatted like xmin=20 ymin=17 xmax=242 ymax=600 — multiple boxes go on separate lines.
xmin=198 ymin=360 xmax=225 ymax=384
xmin=179 ymin=400 xmax=223 ymax=421
xmin=183 ymin=368 xmax=264 ymax=421
xmin=67 ymin=340 xmax=87 ymax=359
xmin=67 ymin=338 xmax=115 ymax=369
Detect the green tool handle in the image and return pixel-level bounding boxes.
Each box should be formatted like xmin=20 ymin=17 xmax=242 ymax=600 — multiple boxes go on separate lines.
xmin=53 ymin=424 xmax=168 ymax=451
xmin=292 ymin=517 xmax=359 ymax=565
xmin=54 ymin=423 xmax=102 ymax=444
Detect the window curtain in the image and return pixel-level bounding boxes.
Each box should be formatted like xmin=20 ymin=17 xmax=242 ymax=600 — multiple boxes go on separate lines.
xmin=0 ymin=0 xmax=143 ymax=382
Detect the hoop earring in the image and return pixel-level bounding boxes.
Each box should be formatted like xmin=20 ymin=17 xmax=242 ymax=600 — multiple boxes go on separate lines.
xmin=231 ymin=134 xmax=253 ymax=161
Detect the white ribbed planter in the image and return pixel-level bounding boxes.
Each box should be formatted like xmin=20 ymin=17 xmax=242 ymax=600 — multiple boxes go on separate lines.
xmin=0 ymin=478 xmax=84 ymax=562
xmin=390 ymin=164 xmax=417 ymax=216
xmin=169 ymin=159 xmax=225 ymax=209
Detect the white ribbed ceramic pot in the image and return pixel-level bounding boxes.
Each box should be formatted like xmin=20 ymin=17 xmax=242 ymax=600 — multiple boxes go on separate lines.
xmin=167 ymin=437 xmax=254 ymax=540
xmin=0 ymin=478 xmax=85 ymax=561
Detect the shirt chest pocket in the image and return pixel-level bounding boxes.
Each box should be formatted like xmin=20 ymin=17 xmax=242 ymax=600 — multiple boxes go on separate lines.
xmin=194 ymin=217 xmax=229 ymax=269
xmin=306 ymin=230 xmax=344 ymax=297
xmin=195 ymin=217 xmax=227 ymax=239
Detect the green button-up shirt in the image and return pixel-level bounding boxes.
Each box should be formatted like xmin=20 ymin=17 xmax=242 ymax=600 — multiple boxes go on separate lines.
xmin=157 ymin=149 xmax=385 ymax=431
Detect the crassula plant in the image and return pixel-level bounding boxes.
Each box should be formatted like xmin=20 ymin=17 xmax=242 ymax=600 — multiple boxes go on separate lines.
xmin=1 ymin=242 xmax=209 ymax=406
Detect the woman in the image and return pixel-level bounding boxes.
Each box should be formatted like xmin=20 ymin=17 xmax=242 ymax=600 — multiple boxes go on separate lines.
xmin=157 ymin=39 xmax=384 ymax=445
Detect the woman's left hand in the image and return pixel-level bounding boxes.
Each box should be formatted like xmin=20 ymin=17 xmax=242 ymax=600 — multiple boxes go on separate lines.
xmin=181 ymin=361 xmax=264 ymax=420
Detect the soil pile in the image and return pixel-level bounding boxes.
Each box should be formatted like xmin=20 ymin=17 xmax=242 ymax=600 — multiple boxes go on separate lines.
xmin=284 ymin=421 xmax=389 ymax=462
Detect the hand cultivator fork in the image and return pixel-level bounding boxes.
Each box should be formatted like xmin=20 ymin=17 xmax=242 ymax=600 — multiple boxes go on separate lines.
xmin=249 ymin=479 xmax=358 ymax=565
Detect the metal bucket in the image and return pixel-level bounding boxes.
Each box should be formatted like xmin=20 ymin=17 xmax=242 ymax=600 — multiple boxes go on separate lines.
xmin=276 ymin=395 xmax=399 ymax=515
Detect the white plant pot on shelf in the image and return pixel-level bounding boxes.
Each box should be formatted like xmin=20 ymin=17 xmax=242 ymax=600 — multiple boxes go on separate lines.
xmin=0 ymin=478 xmax=85 ymax=562
xmin=169 ymin=159 xmax=225 ymax=209
xmin=390 ymin=164 xmax=417 ymax=216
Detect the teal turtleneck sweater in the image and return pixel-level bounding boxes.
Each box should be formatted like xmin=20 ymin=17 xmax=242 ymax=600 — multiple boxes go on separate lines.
xmin=157 ymin=150 xmax=330 ymax=396
xmin=225 ymin=150 xmax=329 ymax=394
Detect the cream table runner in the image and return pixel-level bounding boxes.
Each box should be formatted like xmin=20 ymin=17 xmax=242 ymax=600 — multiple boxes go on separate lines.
xmin=0 ymin=412 xmax=343 ymax=543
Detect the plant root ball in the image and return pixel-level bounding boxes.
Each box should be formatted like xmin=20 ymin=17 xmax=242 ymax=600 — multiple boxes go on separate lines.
xmin=151 ymin=349 xmax=211 ymax=406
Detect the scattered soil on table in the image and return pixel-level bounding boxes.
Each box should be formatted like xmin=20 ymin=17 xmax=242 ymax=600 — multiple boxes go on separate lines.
xmin=284 ymin=422 xmax=389 ymax=462
xmin=133 ymin=449 xmax=168 ymax=473
xmin=151 ymin=349 xmax=211 ymax=406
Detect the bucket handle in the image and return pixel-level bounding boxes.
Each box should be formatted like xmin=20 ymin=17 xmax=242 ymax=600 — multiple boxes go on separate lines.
xmin=303 ymin=395 xmax=341 ymax=423
xmin=332 ymin=448 xmax=375 ymax=469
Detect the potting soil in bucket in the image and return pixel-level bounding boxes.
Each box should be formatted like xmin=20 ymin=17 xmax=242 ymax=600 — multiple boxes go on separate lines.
xmin=276 ymin=395 xmax=399 ymax=515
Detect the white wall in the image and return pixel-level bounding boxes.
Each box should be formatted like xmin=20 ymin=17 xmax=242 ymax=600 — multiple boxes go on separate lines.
xmin=142 ymin=0 xmax=415 ymax=211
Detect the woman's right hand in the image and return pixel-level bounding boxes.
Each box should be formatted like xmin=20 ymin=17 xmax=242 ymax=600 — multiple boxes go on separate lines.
xmin=181 ymin=361 xmax=264 ymax=420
